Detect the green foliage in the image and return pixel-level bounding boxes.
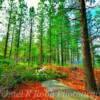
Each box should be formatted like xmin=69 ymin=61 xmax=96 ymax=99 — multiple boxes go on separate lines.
xmin=0 ymin=58 xmax=15 ymax=66
xmin=33 ymin=69 xmax=67 ymax=81
xmin=0 ymin=0 xmax=4 ymax=8
xmin=0 ymin=0 xmax=99 ymax=66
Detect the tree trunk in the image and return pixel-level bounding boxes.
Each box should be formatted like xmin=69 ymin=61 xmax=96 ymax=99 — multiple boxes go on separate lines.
xmin=40 ymin=26 xmax=43 ymax=66
xmin=48 ymin=0 xmax=52 ymax=64
xmin=16 ymin=9 xmax=22 ymax=63
xmin=61 ymin=32 xmax=64 ymax=66
xmin=80 ymin=0 xmax=97 ymax=92
xmin=64 ymin=41 xmax=67 ymax=65
xmin=28 ymin=21 xmax=33 ymax=65
xmin=4 ymin=10 xmax=12 ymax=58
xmin=57 ymin=34 xmax=60 ymax=65
xmin=90 ymin=39 xmax=95 ymax=67
xmin=66 ymin=41 xmax=70 ymax=65
xmin=49 ymin=23 xmax=52 ymax=64
xmin=9 ymin=28 xmax=14 ymax=58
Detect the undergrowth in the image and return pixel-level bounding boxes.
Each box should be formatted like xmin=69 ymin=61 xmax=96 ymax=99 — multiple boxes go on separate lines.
xmin=0 ymin=63 xmax=67 ymax=98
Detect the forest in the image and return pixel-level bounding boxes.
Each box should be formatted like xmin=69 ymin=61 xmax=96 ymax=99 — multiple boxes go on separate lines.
xmin=0 ymin=0 xmax=100 ymax=100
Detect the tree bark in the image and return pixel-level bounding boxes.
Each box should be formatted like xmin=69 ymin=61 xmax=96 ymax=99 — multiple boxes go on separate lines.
xmin=80 ymin=0 xmax=97 ymax=92
xmin=57 ymin=34 xmax=60 ymax=65
xmin=61 ymin=32 xmax=64 ymax=66
xmin=9 ymin=28 xmax=14 ymax=58
xmin=90 ymin=39 xmax=95 ymax=67
xmin=16 ymin=9 xmax=22 ymax=63
xmin=4 ymin=9 xmax=12 ymax=58
xmin=40 ymin=25 xmax=43 ymax=66
xmin=28 ymin=21 xmax=33 ymax=65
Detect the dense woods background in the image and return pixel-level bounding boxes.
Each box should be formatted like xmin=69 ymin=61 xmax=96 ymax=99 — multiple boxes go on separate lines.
xmin=0 ymin=0 xmax=100 ymax=66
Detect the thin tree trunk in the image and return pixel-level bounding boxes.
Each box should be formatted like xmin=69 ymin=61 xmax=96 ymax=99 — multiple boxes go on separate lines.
xmin=16 ymin=9 xmax=22 ymax=63
xmin=61 ymin=32 xmax=64 ymax=66
xmin=28 ymin=21 xmax=33 ymax=65
xmin=48 ymin=0 xmax=52 ymax=64
xmin=66 ymin=41 xmax=70 ymax=65
xmin=49 ymin=23 xmax=52 ymax=64
xmin=9 ymin=28 xmax=14 ymax=58
xmin=64 ymin=41 xmax=67 ymax=65
xmin=80 ymin=0 xmax=97 ymax=92
xmin=76 ymin=42 xmax=80 ymax=65
xmin=4 ymin=10 xmax=12 ymax=58
xmin=57 ymin=34 xmax=60 ymax=65
xmin=40 ymin=26 xmax=43 ymax=66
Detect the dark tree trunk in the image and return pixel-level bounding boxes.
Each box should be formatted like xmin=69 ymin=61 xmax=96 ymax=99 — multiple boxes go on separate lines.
xmin=4 ymin=10 xmax=12 ymax=58
xmin=49 ymin=24 xmax=52 ymax=64
xmin=28 ymin=21 xmax=33 ymax=65
xmin=16 ymin=9 xmax=22 ymax=63
xmin=64 ymin=41 xmax=67 ymax=65
xmin=40 ymin=27 xmax=43 ymax=66
xmin=90 ymin=39 xmax=95 ymax=67
xmin=70 ymin=49 xmax=73 ymax=65
xmin=80 ymin=0 xmax=97 ymax=92
xmin=57 ymin=34 xmax=60 ymax=65
xmin=48 ymin=0 xmax=52 ymax=64
xmin=76 ymin=42 xmax=80 ymax=64
xmin=9 ymin=28 xmax=14 ymax=58
xmin=66 ymin=41 xmax=70 ymax=65
xmin=61 ymin=32 xmax=64 ymax=66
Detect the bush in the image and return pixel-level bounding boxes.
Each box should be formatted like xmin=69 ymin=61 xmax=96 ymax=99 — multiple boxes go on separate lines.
xmin=0 ymin=58 xmax=15 ymax=66
xmin=32 ymin=69 xmax=67 ymax=81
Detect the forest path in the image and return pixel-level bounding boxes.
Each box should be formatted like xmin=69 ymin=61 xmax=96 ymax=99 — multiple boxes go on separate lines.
xmin=42 ymin=80 xmax=94 ymax=100
xmin=4 ymin=80 xmax=94 ymax=100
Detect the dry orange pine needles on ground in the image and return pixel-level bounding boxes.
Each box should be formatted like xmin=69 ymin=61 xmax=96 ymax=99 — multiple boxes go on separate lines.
xmin=4 ymin=82 xmax=54 ymax=100
xmin=56 ymin=66 xmax=100 ymax=100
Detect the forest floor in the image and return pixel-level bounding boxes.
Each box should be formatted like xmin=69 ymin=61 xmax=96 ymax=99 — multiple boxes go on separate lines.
xmin=4 ymin=65 xmax=100 ymax=100
xmin=4 ymin=82 xmax=54 ymax=100
xmin=55 ymin=66 xmax=100 ymax=100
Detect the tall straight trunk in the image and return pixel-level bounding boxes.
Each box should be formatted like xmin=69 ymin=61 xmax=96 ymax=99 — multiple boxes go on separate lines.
xmin=40 ymin=27 xmax=43 ymax=66
xmin=53 ymin=48 xmax=56 ymax=64
xmin=90 ymin=39 xmax=95 ymax=67
xmin=66 ymin=41 xmax=70 ymax=65
xmin=57 ymin=44 xmax=60 ymax=65
xmin=64 ymin=41 xmax=67 ymax=65
xmin=9 ymin=28 xmax=14 ymax=58
xmin=4 ymin=9 xmax=12 ymax=58
xmin=48 ymin=0 xmax=52 ymax=64
xmin=76 ymin=42 xmax=80 ymax=64
xmin=61 ymin=32 xmax=64 ymax=66
xmin=70 ymin=49 xmax=73 ymax=65
xmin=80 ymin=0 xmax=97 ymax=92
xmin=28 ymin=21 xmax=33 ymax=65
xmin=16 ymin=9 xmax=22 ymax=63
xmin=49 ymin=21 xmax=52 ymax=64
xmin=57 ymin=34 xmax=60 ymax=65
